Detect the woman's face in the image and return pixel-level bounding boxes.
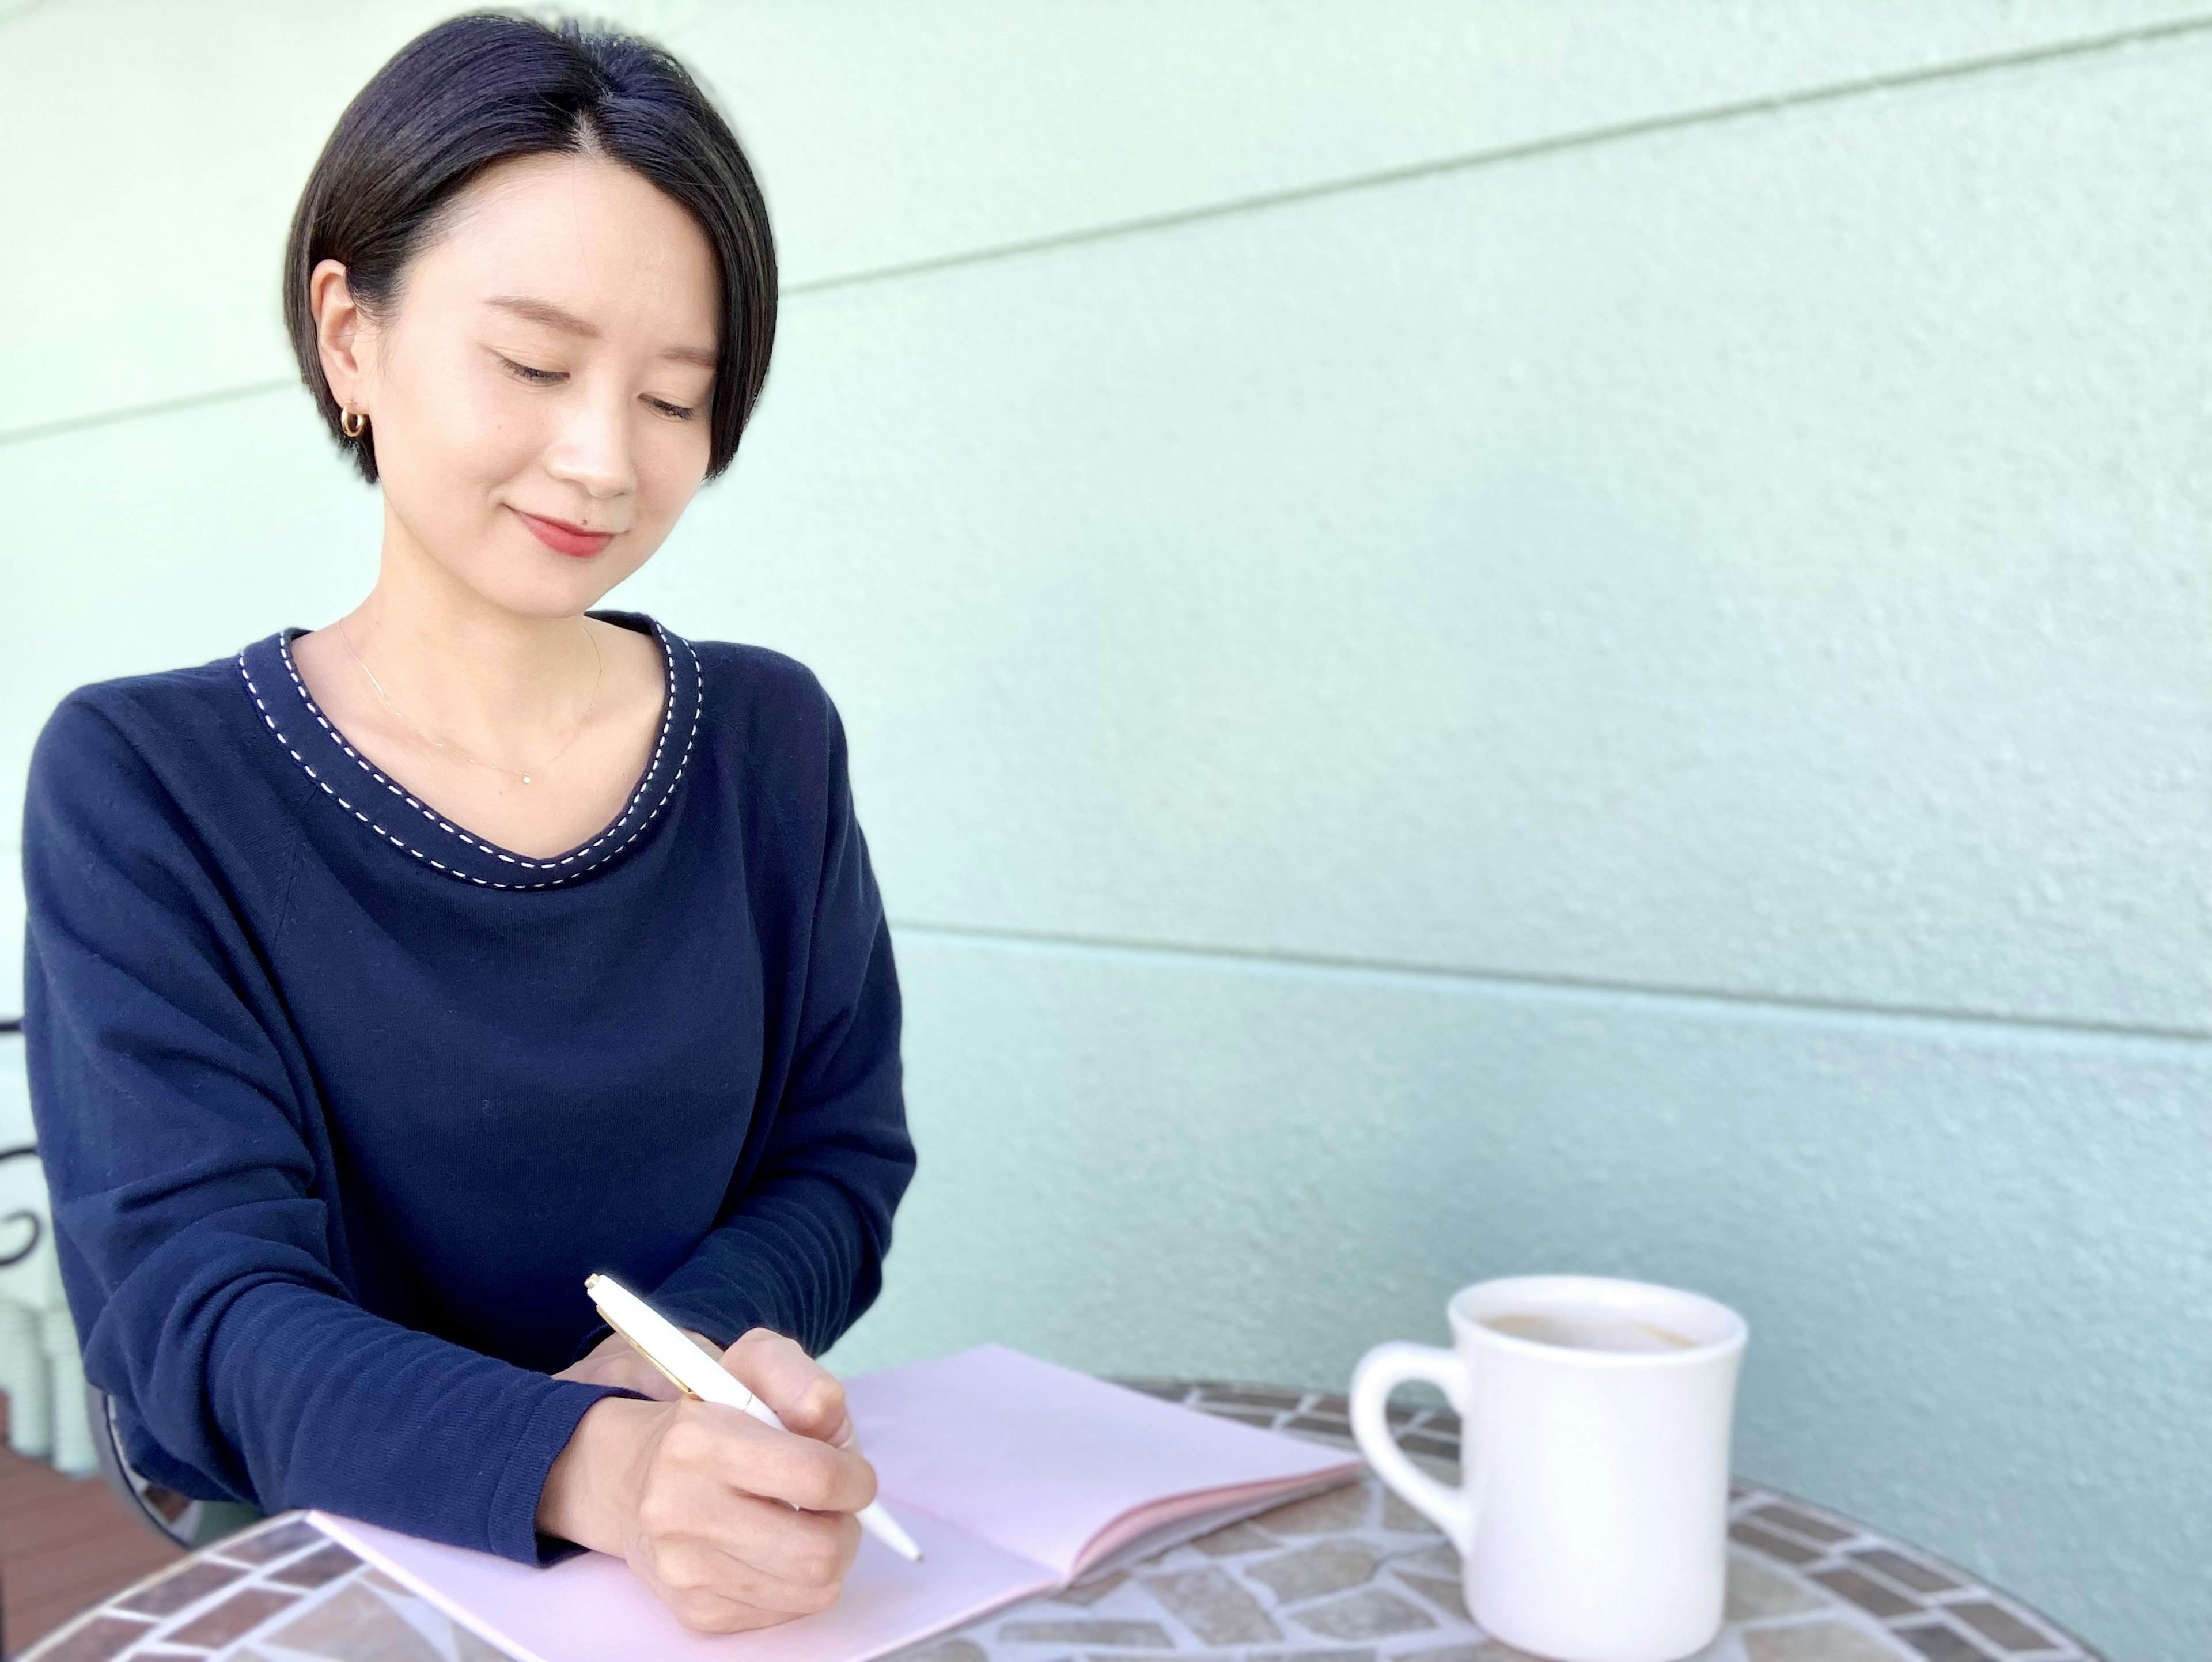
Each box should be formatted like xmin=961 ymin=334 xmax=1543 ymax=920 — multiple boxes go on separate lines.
xmin=320 ymin=151 xmax=722 ymax=616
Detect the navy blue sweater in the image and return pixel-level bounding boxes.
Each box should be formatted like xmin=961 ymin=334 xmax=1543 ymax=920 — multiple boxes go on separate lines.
xmin=21 ymin=614 xmax=914 ymax=1563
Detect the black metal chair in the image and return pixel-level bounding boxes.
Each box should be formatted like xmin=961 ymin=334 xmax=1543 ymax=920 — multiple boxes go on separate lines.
xmin=0 ymin=1144 xmax=41 ymax=1271
xmin=0 ymin=1142 xmax=260 ymax=1551
xmin=89 ymin=1382 xmax=264 ymax=1550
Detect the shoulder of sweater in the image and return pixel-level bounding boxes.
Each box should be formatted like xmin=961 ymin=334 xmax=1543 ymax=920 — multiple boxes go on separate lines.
xmin=684 ymin=638 xmax=842 ymax=741
xmin=46 ymin=654 xmax=248 ymax=736
xmin=25 ymin=655 xmax=285 ymax=884
xmin=33 ymin=653 xmax=254 ymax=777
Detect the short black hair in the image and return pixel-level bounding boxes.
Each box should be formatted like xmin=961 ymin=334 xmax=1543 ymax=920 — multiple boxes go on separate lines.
xmin=283 ymin=12 xmax=776 ymax=484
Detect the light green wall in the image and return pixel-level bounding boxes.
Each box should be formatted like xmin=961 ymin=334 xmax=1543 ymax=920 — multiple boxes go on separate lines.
xmin=3 ymin=5 xmax=2208 ymax=1657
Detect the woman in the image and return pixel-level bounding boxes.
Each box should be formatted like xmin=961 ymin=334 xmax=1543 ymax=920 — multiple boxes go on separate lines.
xmin=22 ymin=13 xmax=913 ymax=1635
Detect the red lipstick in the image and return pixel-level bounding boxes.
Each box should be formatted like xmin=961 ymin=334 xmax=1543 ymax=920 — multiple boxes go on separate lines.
xmin=513 ymin=508 xmax=616 ymax=558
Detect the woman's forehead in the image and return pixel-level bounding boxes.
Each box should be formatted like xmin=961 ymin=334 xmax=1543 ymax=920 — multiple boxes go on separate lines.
xmin=416 ymin=153 xmax=721 ymax=342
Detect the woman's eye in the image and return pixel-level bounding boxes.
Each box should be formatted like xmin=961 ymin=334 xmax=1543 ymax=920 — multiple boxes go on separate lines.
xmin=646 ymin=397 xmax=700 ymax=422
xmin=498 ymin=356 xmax=564 ymax=385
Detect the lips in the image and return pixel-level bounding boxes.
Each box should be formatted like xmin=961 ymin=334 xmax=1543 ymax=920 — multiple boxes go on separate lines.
xmin=512 ymin=507 xmax=616 ymax=558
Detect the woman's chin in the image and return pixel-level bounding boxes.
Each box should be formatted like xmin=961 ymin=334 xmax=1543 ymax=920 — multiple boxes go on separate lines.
xmin=436 ymin=548 xmax=644 ymax=621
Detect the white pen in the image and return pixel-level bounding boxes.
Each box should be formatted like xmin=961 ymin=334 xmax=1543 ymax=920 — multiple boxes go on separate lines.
xmin=584 ymin=1273 xmax=924 ymax=1562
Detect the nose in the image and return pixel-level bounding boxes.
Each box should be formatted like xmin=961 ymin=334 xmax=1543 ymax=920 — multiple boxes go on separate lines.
xmin=543 ymin=380 xmax=636 ymax=502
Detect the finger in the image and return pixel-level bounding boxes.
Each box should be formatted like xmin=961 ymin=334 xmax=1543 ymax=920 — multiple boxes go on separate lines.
xmin=604 ymin=1338 xmax=688 ymax=1401
xmin=550 ymin=1337 xmax=684 ymax=1402
xmin=642 ymin=1509 xmax=857 ymax=1615
xmin=759 ymin=1505 xmax=861 ymax=1589
xmin=660 ymin=1401 xmax=878 ymax=1516
xmin=643 ymin=1573 xmax=775 ymax=1637
xmin=675 ymin=1503 xmax=861 ymax=1594
xmin=645 ymin=1467 xmax=862 ymax=1585
xmin=724 ymin=1329 xmax=854 ymax=1445
xmin=636 ymin=1544 xmax=830 ymax=1635
xmin=596 ymin=1337 xmax=692 ymax=1401
xmin=546 ymin=1332 xmax=628 ymax=1383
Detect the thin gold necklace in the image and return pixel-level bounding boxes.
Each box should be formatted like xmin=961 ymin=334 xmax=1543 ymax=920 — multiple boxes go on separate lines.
xmin=335 ymin=618 xmax=604 ymax=786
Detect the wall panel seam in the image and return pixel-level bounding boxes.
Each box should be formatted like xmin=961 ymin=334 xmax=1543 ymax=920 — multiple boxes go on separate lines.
xmin=0 ymin=376 xmax=297 ymax=450
xmin=888 ymin=919 xmax=2212 ymax=1051
xmin=13 ymin=10 xmax=2212 ymax=452
xmin=779 ymin=9 xmax=2212 ymax=302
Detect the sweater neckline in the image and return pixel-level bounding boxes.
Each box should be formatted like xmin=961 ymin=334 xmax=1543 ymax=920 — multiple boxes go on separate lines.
xmin=236 ymin=611 xmax=703 ymax=891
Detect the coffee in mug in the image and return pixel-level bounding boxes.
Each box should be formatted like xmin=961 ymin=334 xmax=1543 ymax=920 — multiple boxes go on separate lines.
xmin=1351 ymin=1275 xmax=1747 ymax=1662
xmin=1480 ymin=1309 xmax=1696 ymax=1353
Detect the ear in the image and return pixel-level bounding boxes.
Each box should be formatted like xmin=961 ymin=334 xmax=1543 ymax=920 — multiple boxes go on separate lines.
xmin=309 ymin=258 xmax=377 ymax=415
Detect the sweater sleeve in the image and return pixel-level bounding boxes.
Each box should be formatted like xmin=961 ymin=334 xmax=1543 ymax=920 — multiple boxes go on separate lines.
xmin=24 ymin=696 xmax=630 ymax=1563
xmin=645 ymin=687 xmax=916 ymax=1356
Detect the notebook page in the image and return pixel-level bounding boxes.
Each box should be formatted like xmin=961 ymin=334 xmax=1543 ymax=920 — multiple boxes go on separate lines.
xmin=310 ymin=1506 xmax=1056 ymax=1662
xmin=1076 ymin=1470 xmax=1361 ymax=1578
xmin=848 ymin=1345 xmax=1362 ymax=1581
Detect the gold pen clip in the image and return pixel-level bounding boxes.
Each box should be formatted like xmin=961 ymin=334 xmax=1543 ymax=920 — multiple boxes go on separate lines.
xmin=585 ymin=1273 xmax=705 ymax=1402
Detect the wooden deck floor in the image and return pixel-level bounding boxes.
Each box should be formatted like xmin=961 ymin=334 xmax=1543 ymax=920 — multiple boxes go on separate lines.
xmin=0 ymin=1429 xmax=180 ymax=1656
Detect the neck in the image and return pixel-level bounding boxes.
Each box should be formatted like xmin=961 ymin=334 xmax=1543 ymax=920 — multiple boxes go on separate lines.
xmin=340 ymin=522 xmax=602 ymax=763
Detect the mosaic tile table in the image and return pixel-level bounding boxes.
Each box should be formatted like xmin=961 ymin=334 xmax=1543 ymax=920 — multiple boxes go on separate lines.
xmin=24 ymin=1379 xmax=2102 ymax=1662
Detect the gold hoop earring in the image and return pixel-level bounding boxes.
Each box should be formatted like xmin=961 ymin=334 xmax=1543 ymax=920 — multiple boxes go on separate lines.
xmin=340 ymin=409 xmax=368 ymax=439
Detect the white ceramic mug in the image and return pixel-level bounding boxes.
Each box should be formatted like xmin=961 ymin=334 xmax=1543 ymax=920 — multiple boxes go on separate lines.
xmin=1350 ymin=1275 xmax=1747 ymax=1662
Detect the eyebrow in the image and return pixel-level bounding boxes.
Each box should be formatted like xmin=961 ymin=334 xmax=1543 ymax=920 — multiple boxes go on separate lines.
xmin=486 ymin=294 xmax=717 ymax=370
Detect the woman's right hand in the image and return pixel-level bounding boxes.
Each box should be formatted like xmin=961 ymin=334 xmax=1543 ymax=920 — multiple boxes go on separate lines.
xmin=536 ymin=1390 xmax=879 ymax=1632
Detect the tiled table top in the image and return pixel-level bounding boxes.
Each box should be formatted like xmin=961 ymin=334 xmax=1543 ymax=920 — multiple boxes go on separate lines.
xmin=23 ymin=1380 xmax=2102 ymax=1662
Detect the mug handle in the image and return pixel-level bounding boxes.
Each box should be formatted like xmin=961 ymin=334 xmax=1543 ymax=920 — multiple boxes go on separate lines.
xmin=1350 ymin=1341 xmax=1474 ymax=1552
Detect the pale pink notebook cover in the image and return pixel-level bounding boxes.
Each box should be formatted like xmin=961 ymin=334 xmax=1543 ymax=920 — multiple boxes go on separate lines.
xmin=311 ymin=1343 xmax=1358 ymax=1662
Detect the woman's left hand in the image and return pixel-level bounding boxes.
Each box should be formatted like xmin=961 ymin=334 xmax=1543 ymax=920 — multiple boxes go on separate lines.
xmin=556 ymin=1328 xmax=721 ymax=1400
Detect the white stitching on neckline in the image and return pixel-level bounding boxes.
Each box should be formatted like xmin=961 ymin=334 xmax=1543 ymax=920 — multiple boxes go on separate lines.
xmin=238 ymin=623 xmax=702 ymax=892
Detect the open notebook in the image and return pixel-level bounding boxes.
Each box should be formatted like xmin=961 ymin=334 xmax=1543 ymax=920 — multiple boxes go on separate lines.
xmin=309 ymin=1344 xmax=1361 ymax=1662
